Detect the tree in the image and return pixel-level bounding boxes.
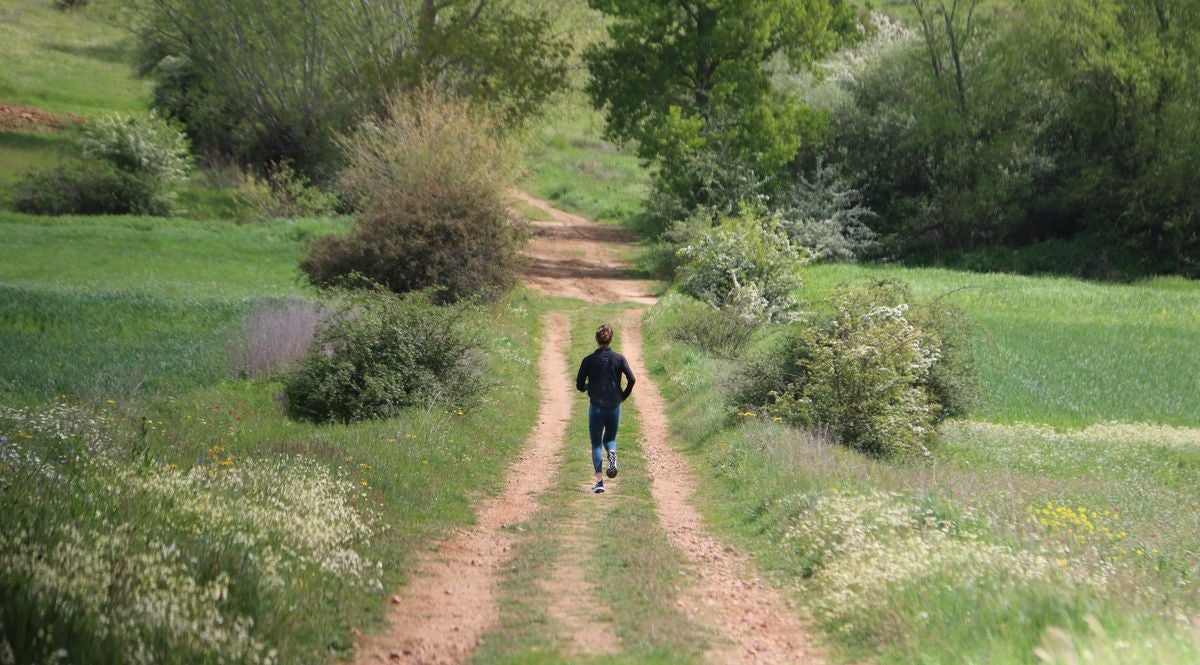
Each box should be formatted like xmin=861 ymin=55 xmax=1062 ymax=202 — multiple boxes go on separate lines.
xmin=134 ymin=0 xmax=568 ymax=177
xmin=584 ymin=0 xmax=855 ymax=210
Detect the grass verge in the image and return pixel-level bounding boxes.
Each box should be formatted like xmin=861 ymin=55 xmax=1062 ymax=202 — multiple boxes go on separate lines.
xmin=641 ymin=290 xmax=1200 ymax=665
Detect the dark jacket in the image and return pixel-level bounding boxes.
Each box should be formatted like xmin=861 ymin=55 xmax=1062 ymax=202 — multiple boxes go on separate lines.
xmin=576 ymin=346 xmax=635 ymax=407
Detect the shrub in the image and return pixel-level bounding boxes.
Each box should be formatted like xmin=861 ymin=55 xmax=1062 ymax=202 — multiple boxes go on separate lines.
xmin=235 ymin=162 xmax=339 ymax=222
xmin=80 ymin=111 xmax=190 ymax=183
xmin=284 ymin=289 xmax=486 ymax=423
xmin=302 ymin=90 xmax=526 ymax=302
xmin=12 ymin=160 xmax=172 ymax=216
xmin=676 ymin=209 xmax=805 ymax=324
xmin=645 ymin=292 xmax=760 ymax=357
xmin=776 ymin=161 xmax=877 ymax=262
xmin=735 ymin=281 xmax=967 ymax=457
xmin=909 ymin=300 xmax=983 ymax=418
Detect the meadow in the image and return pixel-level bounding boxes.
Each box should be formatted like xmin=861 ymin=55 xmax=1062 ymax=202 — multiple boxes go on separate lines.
xmin=0 ymin=203 xmax=549 ymax=661
xmin=0 ymin=5 xmax=548 ymax=661
xmin=643 ymin=267 xmax=1200 ymax=664
xmin=4 ymin=0 xmax=1200 ymax=662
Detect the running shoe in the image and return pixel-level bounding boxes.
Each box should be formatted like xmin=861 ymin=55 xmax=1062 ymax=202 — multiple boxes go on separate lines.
xmin=592 ymin=479 xmax=605 ymax=494
xmin=606 ymin=450 xmax=618 ymax=478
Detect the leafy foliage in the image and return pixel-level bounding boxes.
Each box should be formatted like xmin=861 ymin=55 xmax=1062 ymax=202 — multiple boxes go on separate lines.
xmin=235 ymin=162 xmax=339 ymax=222
xmin=813 ymin=1 xmax=1200 ymax=277
xmin=734 ymin=280 xmax=979 ymax=457
xmin=80 ymin=111 xmax=190 ymax=184
xmin=284 ymin=290 xmax=486 ymax=423
xmin=645 ymin=292 xmax=760 ymax=357
xmin=301 ymin=90 xmax=526 ymax=301
xmin=134 ymin=0 xmax=568 ymax=177
xmin=585 ymin=0 xmax=854 ymax=223
xmin=675 ymin=209 xmax=805 ymax=324
xmin=12 ymin=160 xmax=173 ymax=216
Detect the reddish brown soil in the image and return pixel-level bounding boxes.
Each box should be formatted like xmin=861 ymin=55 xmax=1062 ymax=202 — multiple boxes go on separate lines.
xmin=353 ymin=313 xmax=573 ymax=665
xmin=0 ymin=102 xmax=85 ymax=131
xmin=513 ymin=190 xmax=658 ymax=305
xmin=620 ymin=311 xmax=826 ymax=664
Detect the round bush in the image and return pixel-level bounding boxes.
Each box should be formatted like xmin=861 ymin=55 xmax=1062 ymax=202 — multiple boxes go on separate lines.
xmin=284 ymin=290 xmax=486 ymax=423
xmin=733 ymin=281 xmax=979 ymax=457
xmin=12 ymin=160 xmax=172 ymax=216
xmin=302 ymin=90 xmax=526 ymax=302
xmin=80 ymin=111 xmax=190 ymax=183
xmin=675 ymin=210 xmax=805 ymax=324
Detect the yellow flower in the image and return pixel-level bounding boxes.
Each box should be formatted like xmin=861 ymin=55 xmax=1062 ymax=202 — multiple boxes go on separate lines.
xmin=165 ymin=463 xmax=178 ymax=471
xmin=359 ymin=463 xmax=371 ymax=470
xmin=360 ymin=480 xmax=369 ymax=488
xmin=105 ymin=399 xmax=116 ymax=405
xmin=387 ymin=438 xmax=397 ymax=444
xmin=219 ymin=457 xmax=234 ymax=468
xmin=772 ymin=416 xmax=782 ymax=422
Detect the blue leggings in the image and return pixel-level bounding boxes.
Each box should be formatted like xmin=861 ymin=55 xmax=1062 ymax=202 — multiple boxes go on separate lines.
xmin=588 ymin=404 xmax=620 ymax=473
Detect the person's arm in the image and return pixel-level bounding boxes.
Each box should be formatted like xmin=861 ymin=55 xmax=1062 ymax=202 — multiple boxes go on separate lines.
xmin=620 ymin=357 xmax=636 ymax=401
xmin=576 ymin=357 xmax=589 ymax=392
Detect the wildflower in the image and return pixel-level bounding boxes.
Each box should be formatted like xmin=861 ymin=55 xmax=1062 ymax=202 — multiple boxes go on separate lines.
xmin=358 ymin=463 xmax=371 ymax=470
xmin=105 ymin=400 xmax=116 ymax=405
xmin=165 ymin=463 xmax=178 ymax=471
xmin=360 ymin=480 xmax=369 ymax=488
xmin=387 ymin=438 xmax=397 ymax=444
xmin=404 ymin=434 xmax=417 ymax=440
xmin=219 ymin=457 xmax=234 ymax=468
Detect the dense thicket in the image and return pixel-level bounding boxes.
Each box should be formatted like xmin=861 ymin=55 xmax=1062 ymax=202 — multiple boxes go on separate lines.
xmin=817 ymin=0 xmax=1200 ymax=277
xmin=134 ymin=0 xmax=568 ymax=178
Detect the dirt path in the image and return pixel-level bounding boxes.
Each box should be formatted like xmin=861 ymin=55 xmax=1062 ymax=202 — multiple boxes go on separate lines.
xmin=513 ymin=190 xmax=658 ymax=305
xmin=359 ymin=192 xmax=821 ymax=664
xmin=354 ymin=313 xmax=572 ymax=665
xmin=619 ymin=312 xmax=826 ymax=664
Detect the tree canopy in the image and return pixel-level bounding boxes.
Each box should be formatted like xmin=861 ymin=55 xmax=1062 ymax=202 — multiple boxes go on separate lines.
xmin=584 ymin=0 xmax=855 ymax=204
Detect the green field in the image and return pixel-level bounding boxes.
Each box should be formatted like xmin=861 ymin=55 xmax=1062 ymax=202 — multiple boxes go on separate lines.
xmin=804 ymin=264 xmax=1200 ymax=427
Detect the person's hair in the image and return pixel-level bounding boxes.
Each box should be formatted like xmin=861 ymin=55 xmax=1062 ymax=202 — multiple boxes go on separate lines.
xmin=596 ymin=324 xmax=614 ymax=346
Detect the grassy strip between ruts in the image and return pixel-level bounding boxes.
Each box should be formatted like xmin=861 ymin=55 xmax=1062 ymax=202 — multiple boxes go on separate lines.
xmin=640 ymin=296 xmax=1200 ymax=665
xmin=473 ymin=302 xmax=700 ymax=664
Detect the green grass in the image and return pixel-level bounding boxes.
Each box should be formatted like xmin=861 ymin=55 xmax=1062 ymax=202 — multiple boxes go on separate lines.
xmin=522 ymin=94 xmax=649 ymax=227
xmin=0 ymin=212 xmax=344 ymax=298
xmin=0 ymin=214 xmax=346 ymax=398
xmin=0 ymin=1 xmax=149 ymax=117
xmin=0 ymin=206 xmax=550 ymax=660
xmin=641 ymin=288 xmax=1200 ymax=665
xmin=804 ymin=263 xmax=1200 ymax=427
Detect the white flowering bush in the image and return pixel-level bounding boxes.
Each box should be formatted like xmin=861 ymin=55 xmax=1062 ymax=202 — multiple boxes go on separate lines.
xmin=776 ymin=160 xmax=877 ymax=262
xmin=81 ymin=112 xmax=191 ymax=184
xmin=0 ymin=402 xmax=380 ymax=664
xmin=675 ymin=209 xmax=805 ymax=324
xmin=737 ymin=281 xmax=944 ymax=456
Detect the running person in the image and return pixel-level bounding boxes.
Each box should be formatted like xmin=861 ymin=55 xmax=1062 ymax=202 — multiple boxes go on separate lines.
xmin=575 ymin=323 xmax=635 ymax=494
